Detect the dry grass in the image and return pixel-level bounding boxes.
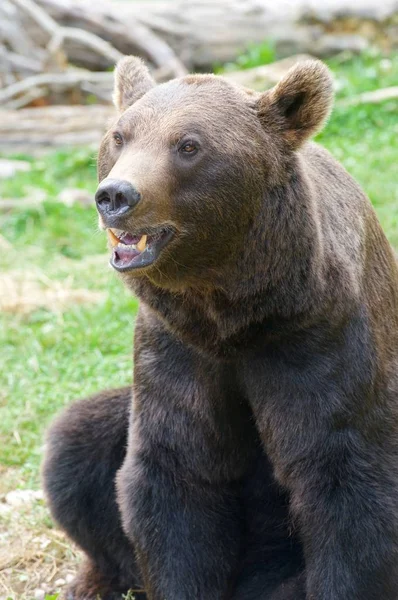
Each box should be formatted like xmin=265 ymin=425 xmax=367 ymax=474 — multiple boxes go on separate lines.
xmin=0 ymin=484 xmax=79 ymax=600
xmin=0 ymin=270 xmax=105 ymax=315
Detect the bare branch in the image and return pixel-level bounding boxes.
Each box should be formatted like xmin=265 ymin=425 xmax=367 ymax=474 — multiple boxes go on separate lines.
xmin=53 ymin=27 xmax=123 ymax=63
xmin=9 ymin=0 xmax=59 ymax=37
xmin=4 ymin=88 xmax=47 ymax=109
xmin=9 ymin=0 xmax=123 ymax=66
xmin=0 ymin=70 xmax=113 ymax=106
xmin=0 ymin=47 xmax=43 ymax=73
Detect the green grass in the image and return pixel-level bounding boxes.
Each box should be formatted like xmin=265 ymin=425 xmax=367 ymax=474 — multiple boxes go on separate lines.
xmin=215 ymin=41 xmax=276 ymax=73
xmin=318 ymin=50 xmax=398 ymax=246
xmin=0 ymin=151 xmax=138 ymax=490
xmin=0 ymin=50 xmax=397 ymax=491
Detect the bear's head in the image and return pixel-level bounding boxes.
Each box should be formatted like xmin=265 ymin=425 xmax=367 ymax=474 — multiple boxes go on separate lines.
xmin=96 ymin=57 xmax=333 ymax=291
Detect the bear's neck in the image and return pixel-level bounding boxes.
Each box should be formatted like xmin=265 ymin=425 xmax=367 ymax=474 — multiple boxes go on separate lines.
xmin=129 ymin=164 xmax=337 ymax=357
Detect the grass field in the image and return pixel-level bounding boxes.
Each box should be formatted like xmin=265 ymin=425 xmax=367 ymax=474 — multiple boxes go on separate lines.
xmin=0 ymin=50 xmax=397 ymax=599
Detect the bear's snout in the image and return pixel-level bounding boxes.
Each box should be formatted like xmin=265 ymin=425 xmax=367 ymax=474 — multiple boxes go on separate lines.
xmin=95 ymin=178 xmax=141 ymax=222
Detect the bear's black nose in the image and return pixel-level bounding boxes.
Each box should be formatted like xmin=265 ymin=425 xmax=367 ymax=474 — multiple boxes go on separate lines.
xmin=95 ymin=179 xmax=141 ymax=216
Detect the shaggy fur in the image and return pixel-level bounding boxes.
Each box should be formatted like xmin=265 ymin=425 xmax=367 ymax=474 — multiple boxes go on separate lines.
xmin=43 ymin=57 xmax=398 ymax=600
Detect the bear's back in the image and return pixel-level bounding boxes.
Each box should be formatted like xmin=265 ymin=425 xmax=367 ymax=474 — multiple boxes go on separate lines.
xmin=301 ymin=143 xmax=388 ymax=288
xmin=302 ymin=142 xmax=398 ymax=342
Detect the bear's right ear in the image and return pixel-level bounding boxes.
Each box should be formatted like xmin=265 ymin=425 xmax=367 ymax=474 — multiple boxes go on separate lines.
xmin=257 ymin=60 xmax=334 ymax=150
xmin=113 ymin=56 xmax=156 ymax=113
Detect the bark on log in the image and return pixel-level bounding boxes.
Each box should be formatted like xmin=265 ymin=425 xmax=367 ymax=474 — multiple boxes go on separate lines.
xmin=0 ymin=105 xmax=116 ymax=153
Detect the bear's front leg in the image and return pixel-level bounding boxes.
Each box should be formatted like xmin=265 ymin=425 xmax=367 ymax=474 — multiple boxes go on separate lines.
xmin=117 ymin=311 xmax=255 ymax=600
xmin=244 ymin=324 xmax=398 ymax=600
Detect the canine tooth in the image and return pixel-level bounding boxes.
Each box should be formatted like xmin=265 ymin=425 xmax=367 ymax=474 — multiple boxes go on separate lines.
xmin=136 ymin=234 xmax=147 ymax=253
xmin=107 ymin=228 xmax=120 ymax=247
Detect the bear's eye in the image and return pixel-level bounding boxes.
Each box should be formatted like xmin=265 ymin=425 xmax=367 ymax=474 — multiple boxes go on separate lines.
xmin=113 ymin=133 xmax=123 ymax=146
xmin=179 ymin=141 xmax=198 ymax=156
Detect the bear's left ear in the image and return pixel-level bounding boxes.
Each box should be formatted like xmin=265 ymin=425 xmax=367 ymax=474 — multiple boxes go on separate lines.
xmin=257 ymin=60 xmax=334 ymax=150
xmin=113 ymin=56 xmax=156 ymax=113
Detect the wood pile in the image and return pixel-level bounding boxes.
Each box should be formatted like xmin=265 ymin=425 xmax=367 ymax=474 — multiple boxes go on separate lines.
xmin=0 ymin=0 xmax=190 ymax=110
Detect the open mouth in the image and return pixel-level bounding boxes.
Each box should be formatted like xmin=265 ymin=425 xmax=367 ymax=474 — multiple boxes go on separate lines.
xmin=107 ymin=227 xmax=174 ymax=272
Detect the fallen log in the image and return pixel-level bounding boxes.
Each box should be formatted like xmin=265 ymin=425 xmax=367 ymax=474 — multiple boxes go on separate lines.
xmin=0 ymin=105 xmax=116 ymax=152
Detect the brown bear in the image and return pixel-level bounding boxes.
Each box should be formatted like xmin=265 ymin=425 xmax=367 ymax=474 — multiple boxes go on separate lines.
xmin=43 ymin=56 xmax=398 ymax=600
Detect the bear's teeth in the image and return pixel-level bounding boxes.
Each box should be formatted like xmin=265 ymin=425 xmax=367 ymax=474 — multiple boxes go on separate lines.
xmin=136 ymin=234 xmax=147 ymax=252
xmin=107 ymin=228 xmax=120 ymax=247
xmin=117 ymin=243 xmax=137 ymax=250
xmin=107 ymin=230 xmax=147 ymax=252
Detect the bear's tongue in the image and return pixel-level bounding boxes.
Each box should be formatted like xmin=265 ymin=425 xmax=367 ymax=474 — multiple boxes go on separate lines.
xmin=114 ymin=245 xmax=140 ymax=266
xmin=107 ymin=229 xmax=148 ymax=267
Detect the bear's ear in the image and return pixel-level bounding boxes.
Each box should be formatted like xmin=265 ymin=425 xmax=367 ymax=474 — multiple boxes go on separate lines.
xmin=113 ymin=56 xmax=156 ymax=113
xmin=257 ymin=60 xmax=334 ymax=150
